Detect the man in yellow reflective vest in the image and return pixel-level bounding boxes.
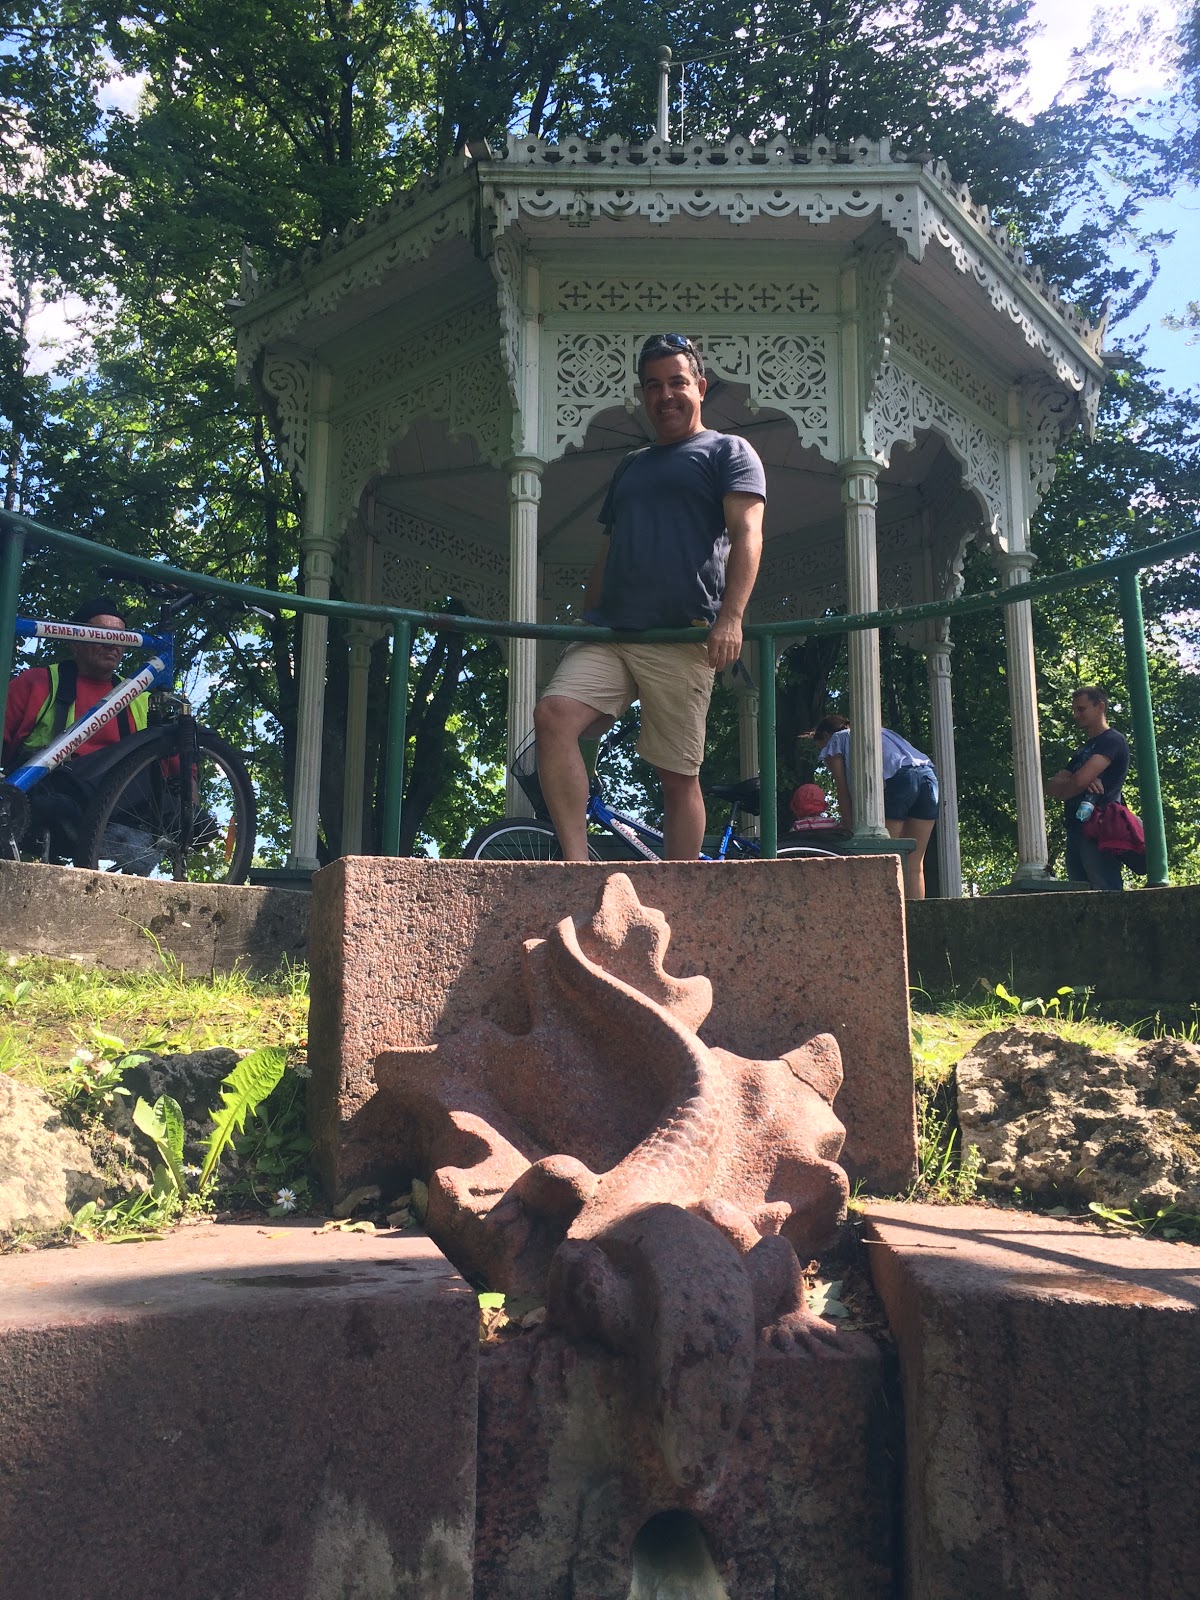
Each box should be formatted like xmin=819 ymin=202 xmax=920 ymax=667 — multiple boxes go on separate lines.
xmin=3 ymin=596 xmax=150 ymax=858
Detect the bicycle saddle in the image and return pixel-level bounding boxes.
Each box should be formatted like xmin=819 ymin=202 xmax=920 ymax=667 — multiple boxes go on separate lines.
xmin=705 ymin=776 xmax=761 ymax=814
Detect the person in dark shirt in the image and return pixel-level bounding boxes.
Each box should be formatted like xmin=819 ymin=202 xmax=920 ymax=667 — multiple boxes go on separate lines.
xmin=1046 ymin=685 xmax=1131 ymax=891
xmin=534 ymin=333 xmax=765 ymax=860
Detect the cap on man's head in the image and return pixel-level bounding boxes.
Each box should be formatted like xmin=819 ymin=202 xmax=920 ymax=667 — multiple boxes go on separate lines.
xmin=69 ymin=596 xmax=126 ymax=626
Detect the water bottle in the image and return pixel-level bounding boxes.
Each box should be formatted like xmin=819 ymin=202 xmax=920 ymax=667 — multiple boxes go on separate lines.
xmin=1076 ymin=797 xmax=1095 ymax=823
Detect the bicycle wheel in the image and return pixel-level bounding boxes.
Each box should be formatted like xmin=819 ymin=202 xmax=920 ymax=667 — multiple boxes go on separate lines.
xmin=776 ymin=844 xmax=839 ymax=860
xmin=76 ymin=729 xmax=256 ymax=884
xmin=465 ymin=820 xmax=601 ymax=861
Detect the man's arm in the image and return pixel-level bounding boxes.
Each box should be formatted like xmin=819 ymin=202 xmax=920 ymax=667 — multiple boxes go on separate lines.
xmin=1046 ymin=753 xmax=1111 ymax=798
xmin=2 ymin=670 xmax=41 ymax=768
xmin=707 ymin=492 xmax=764 ymax=670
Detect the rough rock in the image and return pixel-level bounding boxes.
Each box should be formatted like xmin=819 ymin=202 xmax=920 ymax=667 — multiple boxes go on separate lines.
xmin=120 ymin=1047 xmax=239 ymax=1122
xmin=956 ymin=1026 xmax=1200 ymax=1209
xmin=0 ymin=1072 xmax=106 ymax=1233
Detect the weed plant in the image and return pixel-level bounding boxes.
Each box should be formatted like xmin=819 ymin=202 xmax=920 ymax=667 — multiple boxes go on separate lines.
xmin=0 ymin=951 xmax=307 ymax=1099
xmin=0 ymin=952 xmax=314 ymax=1246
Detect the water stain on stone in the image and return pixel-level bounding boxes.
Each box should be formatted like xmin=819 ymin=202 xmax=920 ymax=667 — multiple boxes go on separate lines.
xmin=1010 ymin=1272 xmax=1175 ymax=1305
xmin=211 ymin=1272 xmax=385 ymax=1289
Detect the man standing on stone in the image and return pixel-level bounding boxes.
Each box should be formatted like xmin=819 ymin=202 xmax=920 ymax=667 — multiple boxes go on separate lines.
xmin=534 ymin=334 xmax=765 ymax=860
xmin=1046 ymin=685 xmax=1130 ymax=891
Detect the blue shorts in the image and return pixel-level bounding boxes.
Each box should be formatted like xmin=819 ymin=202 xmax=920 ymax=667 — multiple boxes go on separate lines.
xmin=884 ymin=764 xmax=939 ymax=821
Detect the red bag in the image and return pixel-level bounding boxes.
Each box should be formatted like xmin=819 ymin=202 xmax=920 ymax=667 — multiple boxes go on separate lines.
xmin=1082 ymin=801 xmax=1146 ymax=864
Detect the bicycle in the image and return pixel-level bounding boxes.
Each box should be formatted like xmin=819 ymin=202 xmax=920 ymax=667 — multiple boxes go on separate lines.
xmin=1 ymin=576 xmax=257 ymax=883
xmin=464 ymin=728 xmax=847 ymax=862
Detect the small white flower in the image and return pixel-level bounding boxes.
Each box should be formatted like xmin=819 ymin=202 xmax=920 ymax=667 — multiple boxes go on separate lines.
xmin=183 ymin=1164 xmax=202 ymax=1179
xmin=274 ymin=1188 xmax=297 ymax=1213
xmin=75 ymin=1048 xmax=96 ymax=1065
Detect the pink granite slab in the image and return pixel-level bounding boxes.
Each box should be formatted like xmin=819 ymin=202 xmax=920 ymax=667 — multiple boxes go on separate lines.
xmin=862 ymin=1202 xmax=1200 ymax=1600
xmin=308 ymin=857 xmax=915 ymax=1199
xmin=0 ymin=1222 xmax=477 ymax=1600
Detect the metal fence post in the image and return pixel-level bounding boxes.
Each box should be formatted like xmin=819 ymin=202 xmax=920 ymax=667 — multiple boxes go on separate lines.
xmin=758 ymin=635 xmax=778 ymax=858
xmin=381 ymin=619 xmax=411 ymax=857
xmin=0 ymin=522 xmax=26 ymax=743
xmin=1118 ymin=569 xmax=1169 ymax=885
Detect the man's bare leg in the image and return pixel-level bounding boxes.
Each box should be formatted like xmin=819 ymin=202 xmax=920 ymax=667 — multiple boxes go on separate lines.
xmin=533 ymin=694 xmax=603 ymax=861
xmin=657 ymin=767 xmax=706 ymax=860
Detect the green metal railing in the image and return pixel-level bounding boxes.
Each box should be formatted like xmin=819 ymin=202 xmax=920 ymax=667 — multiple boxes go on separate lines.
xmin=3 ymin=509 xmax=1198 ymax=878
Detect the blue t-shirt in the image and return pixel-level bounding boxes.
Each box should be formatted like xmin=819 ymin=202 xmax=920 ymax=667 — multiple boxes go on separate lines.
xmin=1065 ymin=727 xmax=1129 ymax=822
xmin=587 ymin=430 xmax=766 ymax=630
xmin=819 ymin=727 xmax=932 ymax=777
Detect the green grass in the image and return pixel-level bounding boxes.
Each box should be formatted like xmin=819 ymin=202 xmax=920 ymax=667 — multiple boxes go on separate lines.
xmin=0 ymin=951 xmax=308 ymax=1098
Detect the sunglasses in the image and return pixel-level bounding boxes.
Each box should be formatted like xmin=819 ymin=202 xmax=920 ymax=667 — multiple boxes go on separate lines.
xmin=640 ymin=333 xmax=695 ymax=354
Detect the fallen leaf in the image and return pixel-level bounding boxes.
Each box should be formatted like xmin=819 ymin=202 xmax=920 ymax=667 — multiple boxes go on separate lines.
xmin=332 ymin=1184 xmax=381 ymax=1220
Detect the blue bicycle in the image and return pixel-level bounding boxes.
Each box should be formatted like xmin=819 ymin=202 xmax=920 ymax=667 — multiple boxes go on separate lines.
xmin=2 ymin=579 xmax=256 ymax=882
xmin=464 ymin=728 xmax=840 ymax=862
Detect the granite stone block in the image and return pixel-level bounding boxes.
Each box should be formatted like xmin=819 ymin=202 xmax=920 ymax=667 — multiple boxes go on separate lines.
xmin=0 ymin=1222 xmax=477 ymax=1600
xmin=307 ymin=857 xmax=915 ymax=1199
xmin=862 ymin=1201 xmax=1200 ymax=1600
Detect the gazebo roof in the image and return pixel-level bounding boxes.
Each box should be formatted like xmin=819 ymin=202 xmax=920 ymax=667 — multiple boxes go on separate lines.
xmin=230 ymin=131 xmax=1107 ymax=629
xmin=231 ymin=132 xmax=1105 ymax=400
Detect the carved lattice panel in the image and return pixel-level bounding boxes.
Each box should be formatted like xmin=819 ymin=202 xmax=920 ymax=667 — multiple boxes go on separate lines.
xmin=376 ymin=504 xmax=508 ymax=621
xmin=888 ymin=311 xmax=1006 ymax=422
xmin=548 ymin=327 xmax=834 ymax=460
xmin=545 ymin=277 xmax=826 ymax=315
xmin=873 ymin=356 xmax=1006 ymax=534
xmin=333 ymin=355 xmax=507 ymax=520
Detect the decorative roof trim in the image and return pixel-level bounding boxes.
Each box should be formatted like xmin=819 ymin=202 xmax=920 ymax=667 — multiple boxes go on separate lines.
xmin=495 ymin=134 xmax=1102 ymax=362
xmin=230 ymin=131 xmax=1103 ymax=386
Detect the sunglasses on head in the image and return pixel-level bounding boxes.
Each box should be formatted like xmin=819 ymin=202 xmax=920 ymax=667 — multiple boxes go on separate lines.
xmin=640 ymin=333 xmax=694 ymax=354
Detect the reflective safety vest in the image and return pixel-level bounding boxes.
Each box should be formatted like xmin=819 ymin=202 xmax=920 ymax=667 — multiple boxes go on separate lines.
xmin=23 ymin=661 xmax=150 ymax=753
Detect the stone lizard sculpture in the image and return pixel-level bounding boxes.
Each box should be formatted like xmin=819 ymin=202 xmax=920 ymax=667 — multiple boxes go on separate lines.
xmin=375 ymin=872 xmax=854 ymax=1487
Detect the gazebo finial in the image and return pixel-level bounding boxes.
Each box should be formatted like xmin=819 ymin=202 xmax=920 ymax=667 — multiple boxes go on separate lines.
xmin=656 ymin=45 xmax=673 ymax=142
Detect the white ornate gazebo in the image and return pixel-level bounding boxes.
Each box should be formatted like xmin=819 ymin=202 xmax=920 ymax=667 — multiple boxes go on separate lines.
xmin=230 ymin=130 xmax=1106 ymax=891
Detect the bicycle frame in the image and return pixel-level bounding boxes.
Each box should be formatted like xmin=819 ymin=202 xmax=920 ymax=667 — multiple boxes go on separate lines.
xmin=586 ymin=786 xmax=758 ymax=863
xmin=6 ymin=617 xmax=174 ymax=795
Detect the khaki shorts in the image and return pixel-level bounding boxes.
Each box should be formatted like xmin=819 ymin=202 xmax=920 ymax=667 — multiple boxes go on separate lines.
xmin=542 ymin=639 xmax=715 ymax=776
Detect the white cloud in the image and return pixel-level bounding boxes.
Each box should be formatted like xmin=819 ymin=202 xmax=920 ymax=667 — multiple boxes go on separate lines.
xmin=97 ymin=70 xmax=149 ymax=116
xmin=1020 ymin=0 xmax=1181 ymax=116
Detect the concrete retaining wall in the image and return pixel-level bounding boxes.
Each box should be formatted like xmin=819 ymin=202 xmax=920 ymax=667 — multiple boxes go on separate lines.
xmin=0 ymin=859 xmax=309 ymax=977
xmin=907 ymin=886 xmax=1200 ymax=1011
xmin=4 ymin=863 xmax=1197 ymax=1021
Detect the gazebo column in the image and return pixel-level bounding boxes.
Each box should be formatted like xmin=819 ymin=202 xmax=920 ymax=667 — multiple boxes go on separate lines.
xmin=341 ymin=624 xmax=377 ymax=856
xmin=924 ymin=632 xmax=963 ymax=897
xmin=739 ymin=661 xmax=761 ymax=781
xmin=994 ymin=548 xmax=1049 ymax=878
xmin=506 ymin=456 xmax=543 ymax=817
xmin=842 ymin=459 xmax=887 ymax=838
xmin=734 ymin=654 xmax=761 ymax=838
xmin=289 ymin=367 xmax=335 ymax=871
